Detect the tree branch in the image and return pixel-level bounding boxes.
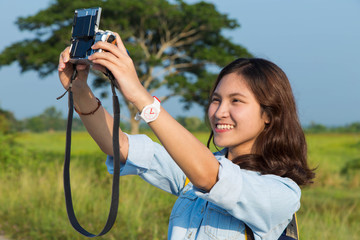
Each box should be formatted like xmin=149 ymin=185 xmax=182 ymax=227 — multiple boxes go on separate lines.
xmin=155 ymin=23 xmax=206 ymax=59
xmin=152 ymin=62 xmax=198 ymax=81
xmin=158 ymin=92 xmax=178 ymax=103
xmin=143 ymin=66 xmax=154 ymax=90
xmin=172 ymin=34 xmax=202 ymax=48
xmin=138 ymin=17 xmax=151 ymax=59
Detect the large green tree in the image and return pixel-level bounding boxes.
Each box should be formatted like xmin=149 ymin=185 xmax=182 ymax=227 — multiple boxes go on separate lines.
xmin=0 ymin=0 xmax=251 ymax=133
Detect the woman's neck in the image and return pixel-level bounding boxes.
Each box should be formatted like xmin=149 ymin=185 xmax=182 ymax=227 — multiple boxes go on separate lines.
xmin=227 ymin=146 xmax=252 ymax=161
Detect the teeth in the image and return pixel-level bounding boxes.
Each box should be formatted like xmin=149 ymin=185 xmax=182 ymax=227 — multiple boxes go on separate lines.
xmin=217 ymin=124 xmax=234 ymax=130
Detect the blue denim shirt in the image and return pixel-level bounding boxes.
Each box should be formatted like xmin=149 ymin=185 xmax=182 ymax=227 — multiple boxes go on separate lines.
xmin=106 ymin=134 xmax=301 ymax=240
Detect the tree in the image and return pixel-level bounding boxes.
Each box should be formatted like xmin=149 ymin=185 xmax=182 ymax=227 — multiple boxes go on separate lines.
xmin=0 ymin=0 xmax=251 ymax=134
xmin=0 ymin=115 xmax=11 ymax=134
xmin=305 ymin=121 xmax=328 ymax=133
xmin=347 ymin=122 xmax=360 ymax=133
xmin=0 ymin=108 xmax=18 ymax=134
xmin=23 ymin=106 xmax=66 ymax=132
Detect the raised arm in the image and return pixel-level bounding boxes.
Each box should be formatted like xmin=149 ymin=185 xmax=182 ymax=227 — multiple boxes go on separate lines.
xmin=88 ymin=33 xmax=219 ymax=191
xmin=58 ymin=47 xmax=129 ymax=162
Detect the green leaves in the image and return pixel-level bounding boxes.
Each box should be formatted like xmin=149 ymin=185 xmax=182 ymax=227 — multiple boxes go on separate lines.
xmin=0 ymin=0 xmax=251 ymax=132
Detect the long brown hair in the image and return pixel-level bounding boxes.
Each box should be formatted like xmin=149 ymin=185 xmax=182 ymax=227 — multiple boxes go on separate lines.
xmin=207 ymin=58 xmax=315 ymax=186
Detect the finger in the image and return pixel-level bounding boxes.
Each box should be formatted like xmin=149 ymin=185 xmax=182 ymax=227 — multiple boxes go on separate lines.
xmin=89 ymin=51 xmax=123 ymax=69
xmin=63 ymin=47 xmax=71 ymax=63
xmin=58 ymin=52 xmax=66 ymax=71
xmin=113 ymin=32 xmax=128 ymax=54
xmin=60 ymin=47 xmax=71 ymax=63
xmin=58 ymin=47 xmax=71 ymax=71
xmin=91 ymin=58 xmax=119 ymax=78
xmin=91 ymin=32 xmax=129 ymax=58
xmin=91 ymin=41 xmax=122 ymax=59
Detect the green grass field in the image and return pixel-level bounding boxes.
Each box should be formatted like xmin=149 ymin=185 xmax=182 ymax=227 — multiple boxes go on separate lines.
xmin=0 ymin=131 xmax=359 ymax=239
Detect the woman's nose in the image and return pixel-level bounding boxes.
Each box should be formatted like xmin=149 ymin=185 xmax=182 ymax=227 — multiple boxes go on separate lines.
xmin=215 ymin=102 xmax=230 ymax=119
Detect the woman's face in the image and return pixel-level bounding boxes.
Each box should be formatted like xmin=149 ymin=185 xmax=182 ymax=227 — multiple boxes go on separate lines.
xmin=208 ymin=73 xmax=269 ymax=158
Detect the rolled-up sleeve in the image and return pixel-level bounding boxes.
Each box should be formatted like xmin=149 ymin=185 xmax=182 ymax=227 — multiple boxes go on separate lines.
xmin=193 ymin=156 xmax=301 ymax=239
xmin=106 ymin=134 xmax=186 ymax=196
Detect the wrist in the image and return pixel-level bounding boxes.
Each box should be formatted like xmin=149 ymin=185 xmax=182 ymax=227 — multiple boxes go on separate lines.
xmin=74 ymin=97 xmax=102 ymax=116
xmin=73 ymin=95 xmax=100 ymax=116
xmin=71 ymin=81 xmax=90 ymax=94
xmin=71 ymin=86 xmax=98 ymax=113
xmin=132 ymin=93 xmax=154 ymax=112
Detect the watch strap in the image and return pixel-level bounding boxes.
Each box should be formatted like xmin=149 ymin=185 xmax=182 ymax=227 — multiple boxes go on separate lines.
xmin=135 ymin=96 xmax=161 ymax=123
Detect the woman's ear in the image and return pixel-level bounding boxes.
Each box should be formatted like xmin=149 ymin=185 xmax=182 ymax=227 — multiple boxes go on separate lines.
xmin=262 ymin=111 xmax=270 ymax=125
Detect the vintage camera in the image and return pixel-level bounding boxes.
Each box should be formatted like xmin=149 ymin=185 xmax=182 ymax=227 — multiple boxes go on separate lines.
xmin=69 ymin=7 xmax=116 ymax=64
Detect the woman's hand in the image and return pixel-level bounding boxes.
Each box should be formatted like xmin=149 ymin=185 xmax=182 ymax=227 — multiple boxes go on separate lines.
xmin=58 ymin=47 xmax=90 ymax=92
xmin=88 ymin=32 xmax=219 ymax=190
xmin=88 ymin=32 xmax=153 ymax=110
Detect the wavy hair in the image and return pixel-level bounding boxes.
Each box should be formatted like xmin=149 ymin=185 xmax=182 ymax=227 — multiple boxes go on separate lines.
xmin=207 ymin=58 xmax=315 ymax=186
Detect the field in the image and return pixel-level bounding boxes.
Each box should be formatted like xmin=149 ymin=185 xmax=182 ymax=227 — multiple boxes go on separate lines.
xmin=0 ymin=131 xmax=359 ymax=239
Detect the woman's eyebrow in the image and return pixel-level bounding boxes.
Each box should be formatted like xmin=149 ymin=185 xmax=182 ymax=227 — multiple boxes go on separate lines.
xmin=212 ymin=92 xmax=247 ymax=98
xmin=228 ymin=92 xmax=247 ymax=98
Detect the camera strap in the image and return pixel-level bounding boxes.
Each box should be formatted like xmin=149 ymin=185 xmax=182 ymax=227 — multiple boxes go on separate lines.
xmin=59 ymin=66 xmax=121 ymax=237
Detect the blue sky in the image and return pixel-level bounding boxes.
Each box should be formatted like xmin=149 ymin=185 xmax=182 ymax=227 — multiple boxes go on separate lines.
xmin=0 ymin=0 xmax=359 ymax=126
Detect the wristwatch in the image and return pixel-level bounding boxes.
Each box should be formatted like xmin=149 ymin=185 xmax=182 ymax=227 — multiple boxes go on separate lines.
xmin=135 ymin=96 xmax=161 ymax=123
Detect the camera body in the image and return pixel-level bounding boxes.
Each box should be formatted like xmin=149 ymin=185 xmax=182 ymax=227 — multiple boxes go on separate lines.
xmin=69 ymin=7 xmax=116 ymax=64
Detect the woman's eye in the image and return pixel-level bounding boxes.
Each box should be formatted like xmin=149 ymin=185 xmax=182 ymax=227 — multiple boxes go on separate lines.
xmin=211 ymin=97 xmax=220 ymax=102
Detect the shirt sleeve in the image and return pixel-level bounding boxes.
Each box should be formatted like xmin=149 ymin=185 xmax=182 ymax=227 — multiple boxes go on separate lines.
xmin=193 ymin=155 xmax=301 ymax=239
xmin=106 ymin=134 xmax=186 ymax=196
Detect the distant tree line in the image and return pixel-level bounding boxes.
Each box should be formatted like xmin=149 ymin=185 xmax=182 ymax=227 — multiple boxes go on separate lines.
xmin=0 ymin=106 xmax=85 ymax=133
xmin=1 ymin=106 xmax=360 ymax=134
xmin=0 ymin=106 xmax=210 ymax=133
xmin=304 ymin=121 xmax=360 ymax=134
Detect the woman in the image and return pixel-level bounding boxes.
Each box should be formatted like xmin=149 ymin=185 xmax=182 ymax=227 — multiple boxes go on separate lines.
xmin=58 ymin=32 xmax=314 ymax=240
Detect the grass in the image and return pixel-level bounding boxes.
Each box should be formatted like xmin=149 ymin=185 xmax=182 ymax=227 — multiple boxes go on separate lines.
xmin=0 ymin=131 xmax=359 ymax=239
xmin=298 ymin=133 xmax=360 ymax=239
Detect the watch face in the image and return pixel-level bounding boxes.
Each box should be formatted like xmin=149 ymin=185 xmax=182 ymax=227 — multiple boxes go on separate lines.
xmin=144 ymin=107 xmax=158 ymax=121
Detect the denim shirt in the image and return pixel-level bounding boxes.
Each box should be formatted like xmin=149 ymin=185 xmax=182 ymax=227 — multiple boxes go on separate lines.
xmin=106 ymin=134 xmax=301 ymax=240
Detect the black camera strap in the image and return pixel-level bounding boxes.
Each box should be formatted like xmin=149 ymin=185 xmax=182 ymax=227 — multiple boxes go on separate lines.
xmin=59 ymin=66 xmax=120 ymax=237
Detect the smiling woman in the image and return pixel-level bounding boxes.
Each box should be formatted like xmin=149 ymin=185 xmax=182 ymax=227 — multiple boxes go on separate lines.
xmin=58 ymin=26 xmax=315 ymax=239
xmin=207 ymin=58 xmax=315 ymax=186
xmin=208 ymin=73 xmax=269 ymax=157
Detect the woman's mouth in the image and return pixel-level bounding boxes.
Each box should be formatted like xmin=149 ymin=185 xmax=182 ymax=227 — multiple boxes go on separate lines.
xmin=215 ymin=124 xmax=234 ymax=132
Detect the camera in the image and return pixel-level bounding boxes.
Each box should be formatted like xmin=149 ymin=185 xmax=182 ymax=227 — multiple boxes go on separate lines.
xmin=69 ymin=7 xmax=116 ymax=64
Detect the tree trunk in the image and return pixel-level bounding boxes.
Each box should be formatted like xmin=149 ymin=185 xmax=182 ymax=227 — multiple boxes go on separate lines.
xmin=128 ymin=103 xmax=140 ymax=134
xmin=129 ymin=114 xmax=140 ymax=134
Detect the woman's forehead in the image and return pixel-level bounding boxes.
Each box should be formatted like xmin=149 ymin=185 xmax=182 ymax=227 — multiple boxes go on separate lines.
xmin=214 ymin=73 xmax=252 ymax=96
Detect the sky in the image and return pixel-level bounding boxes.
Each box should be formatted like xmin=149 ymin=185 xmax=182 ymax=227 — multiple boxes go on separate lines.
xmin=0 ymin=0 xmax=359 ymax=126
